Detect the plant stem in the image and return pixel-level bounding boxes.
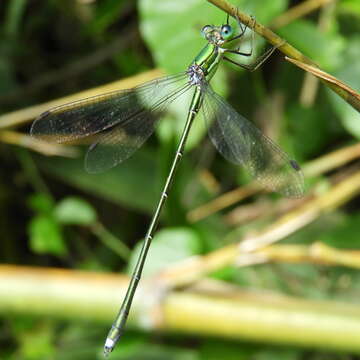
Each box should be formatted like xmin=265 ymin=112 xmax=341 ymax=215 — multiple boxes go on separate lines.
xmin=2 ymin=265 xmax=360 ymax=353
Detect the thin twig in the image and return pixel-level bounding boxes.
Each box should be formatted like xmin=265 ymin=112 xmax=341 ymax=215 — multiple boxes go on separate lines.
xmin=303 ymin=142 xmax=360 ymax=177
xmin=0 ymin=130 xmax=78 ymax=157
xmin=187 ymin=184 xmax=257 ymax=222
xmin=224 ymin=196 xmax=303 ymax=226
xmin=206 ymin=0 xmax=357 ymax=111
xmin=236 ymin=242 xmax=360 ymax=269
xmin=299 ymin=1 xmax=336 ymax=107
xmin=162 ymin=169 xmax=360 ymax=287
xmin=188 ymin=142 xmax=360 ymax=222
xmin=239 ymin=170 xmax=360 ymax=252
xmin=90 ymin=222 xmax=131 ymax=260
xmin=0 ymin=69 xmax=163 ymax=129
xmin=207 ymin=0 xmax=315 ymax=64
xmin=271 ymin=0 xmax=334 ymax=29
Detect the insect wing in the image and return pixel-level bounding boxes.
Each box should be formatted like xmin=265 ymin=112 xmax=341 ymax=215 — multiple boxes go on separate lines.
xmin=31 ymin=72 xmax=192 ymax=173
xmin=201 ymin=84 xmax=304 ymax=198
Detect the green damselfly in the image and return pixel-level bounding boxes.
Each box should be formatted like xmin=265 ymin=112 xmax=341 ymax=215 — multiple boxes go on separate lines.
xmin=31 ymin=13 xmax=304 ymax=356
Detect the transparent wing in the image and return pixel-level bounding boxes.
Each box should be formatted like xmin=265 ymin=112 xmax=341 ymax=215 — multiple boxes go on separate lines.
xmin=84 ymin=81 xmax=193 ymax=173
xmin=31 ymin=72 xmax=192 ymax=173
xmin=201 ymin=84 xmax=304 ymax=198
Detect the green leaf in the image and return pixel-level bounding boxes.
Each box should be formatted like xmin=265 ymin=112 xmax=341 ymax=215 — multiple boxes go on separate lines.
xmin=86 ymin=0 xmax=126 ymax=35
xmin=3 ymin=0 xmax=27 ymax=37
xmin=278 ymin=20 xmax=345 ymax=70
xmin=200 ymin=340 xmax=256 ymax=360
xmin=54 ymin=196 xmax=97 ymax=225
xmin=11 ymin=315 xmax=56 ymax=359
xmin=253 ymin=349 xmax=300 ymax=360
xmin=319 ymin=212 xmax=360 ymax=249
xmin=17 ymin=321 xmax=56 ymax=360
xmin=112 ymin=342 xmax=199 ymax=360
xmin=338 ymin=0 xmax=360 ymax=16
xmin=27 ymin=193 xmax=54 ymax=213
xmin=28 ymin=215 xmax=67 ymax=256
xmin=127 ymin=227 xmax=202 ymax=277
xmin=287 ymin=104 xmax=331 ymax=159
xmin=327 ymin=36 xmax=360 ymax=139
xmin=114 ymin=49 xmax=148 ymax=76
xmin=139 ymin=0 xmax=288 ymax=150
xmin=241 ymin=0 xmax=289 ymax=24
xmin=35 ymin=148 xmax=159 ymax=213
xmin=139 ymin=0 xmax=222 ymax=74
xmin=139 ymin=0 xmax=288 ymax=74
xmin=0 ymin=55 xmax=17 ymax=93
xmin=139 ymin=0 xmax=229 ymax=149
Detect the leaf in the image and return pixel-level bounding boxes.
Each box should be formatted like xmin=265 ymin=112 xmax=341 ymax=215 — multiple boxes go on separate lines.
xmin=4 ymin=0 xmax=27 ymax=37
xmin=54 ymin=197 xmax=97 ymax=225
xmin=287 ymin=104 xmax=331 ymax=159
xmin=241 ymin=0 xmax=289 ymax=24
xmin=327 ymin=36 xmax=360 ymax=139
xmin=278 ymin=20 xmax=345 ymax=70
xmin=254 ymin=349 xmax=300 ymax=360
xmin=28 ymin=215 xmax=67 ymax=256
xmin=0 ymin=56 xmax=16 ymax=94
xmin=86 ymin=0 xmax=126 ymax=35
xmin=17 ymin=321 xmax=56 ymax=360
xmin=286 ymin=57 xmax=360 ymax=113
xmin=27 ymin=193 xmax=54 ymax=213
xmin=139 ymin=0 xmax=221 ymax=73
xmin=139 ymin=0 xmax=227 ymax=149
xmin=112 ymin=342 xmax=199 ymax=360
xmin=319 ymin=212 xmax=360 ymax=249
xmin=139 ymin=0 xmax=288 ymax=149
xmin=35 ymin=148 xmax=160 ymax=213
xmin=200 ymin=340 xmax=256 ymax=360
xmin=139 ymin=0 xmax=288 ymax=73
xmin=338 ymin=0 xmax=360 ymax=16
xmin=127 ymin=227 xmax=202 ymax=277
xmin=201 ymin=341 xmax=300 ymax=360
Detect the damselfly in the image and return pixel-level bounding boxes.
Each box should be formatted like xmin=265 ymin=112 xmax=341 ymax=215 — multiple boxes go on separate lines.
xmin=31 ymin=14 xmax=304 ymax=356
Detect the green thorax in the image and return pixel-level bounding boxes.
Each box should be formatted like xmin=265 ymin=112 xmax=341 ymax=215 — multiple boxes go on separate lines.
xmin=193 ymin=43 xmax=223 ymax=81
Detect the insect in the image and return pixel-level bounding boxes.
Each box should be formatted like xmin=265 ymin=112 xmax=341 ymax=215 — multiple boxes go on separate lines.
xmin=31 ymin=13 xmax=304 ymax=355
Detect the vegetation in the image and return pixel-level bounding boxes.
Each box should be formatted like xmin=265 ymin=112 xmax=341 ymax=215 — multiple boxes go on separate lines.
xmin=0 ymin=0 xmax=360 ymax=359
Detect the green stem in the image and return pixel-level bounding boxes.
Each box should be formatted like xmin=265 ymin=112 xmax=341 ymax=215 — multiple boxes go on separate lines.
xmin=91 ymin=222 xmax=130 ymax=260
xmin=16 ymin=148 xmax=52 ymax=198
xmin=1 ymin=265 xmax=360 ymax=353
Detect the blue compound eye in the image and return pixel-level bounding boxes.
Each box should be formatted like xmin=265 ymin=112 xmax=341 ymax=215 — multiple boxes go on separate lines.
xmin=221 ymin=24 xmax=233 ymax=40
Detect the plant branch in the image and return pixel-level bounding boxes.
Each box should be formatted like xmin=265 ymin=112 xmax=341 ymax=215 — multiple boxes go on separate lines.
xmin=207 ymin=0 xmax=315 ymax=65
xmin=206 ymin=0 xmax=359 ymax=111
xmin=271 ymin=0 xmax=334 ymax=29
xmin=236 ymin=242 xmax=360 ymax=268
xmin=2 ymin=265 xmax=360 ymax=352
xmin=164 ymin=170 xmax=360 ymax=287
xmin=188 ymin=142 xmax=360 ymax=222
xmin=0 ymin=69 xmax=163 ymax=130
xmin=0 ymin=130 xmax=78 ymax=157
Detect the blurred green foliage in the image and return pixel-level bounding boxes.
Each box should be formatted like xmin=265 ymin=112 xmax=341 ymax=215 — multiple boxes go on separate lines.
xmin=0 ymin=0 xmax=360 ymax=359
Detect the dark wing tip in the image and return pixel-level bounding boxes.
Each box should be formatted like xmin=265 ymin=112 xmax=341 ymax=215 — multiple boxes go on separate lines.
xmin=289 ymin=159 xmax=301 ymax=171
xmin=285 ymin=162 xmax=305 ymax=198
xmin=30 ymin=110 xmax=52 ymax=138
xmin=39 ymin=110 xmax=51 ymax=118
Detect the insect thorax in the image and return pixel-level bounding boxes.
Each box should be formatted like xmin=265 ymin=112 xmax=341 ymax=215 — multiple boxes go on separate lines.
xmin=187 ymin=64 xmax=205 ymax=87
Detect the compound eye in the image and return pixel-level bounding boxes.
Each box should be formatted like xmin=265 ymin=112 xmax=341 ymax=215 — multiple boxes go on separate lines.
xmin=201 ymin=25 xmax=212 ymax=38
xmin=221 ymin=24 xmax=233 ymax=40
